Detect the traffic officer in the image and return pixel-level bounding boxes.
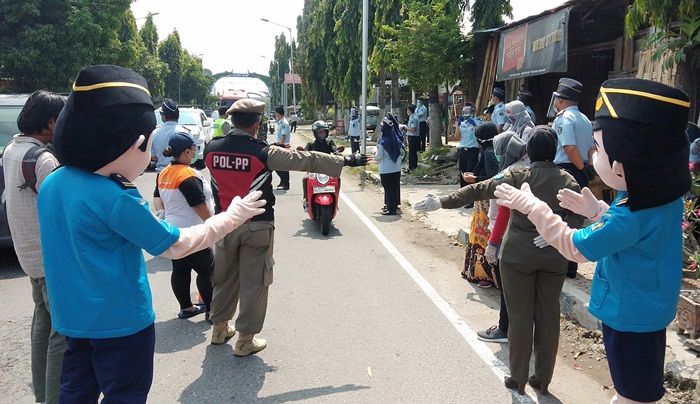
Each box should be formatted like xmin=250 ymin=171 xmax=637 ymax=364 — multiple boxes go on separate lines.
xmin=458 ymin=103 xmax=481 ymax=187
xmin=211 ymin=106 xmax=231 ymax=139
xmin=415 ymin=99 xmax=428 ymax=151
xmin=413 ymin=126 xmax=583 ymax=395
xmin=348 ymin=107 xmax=361 ymax=153
xmin=517 ymin=89 xmax=536 ymax=123
xmin=204 ymin=99 xmax=367 ymax=356
xmin=551 ymin=78 xmax=595 ymax=187
xmin=551 ymin=78 xmax=594 ymax=279
xmin=273 ymin=105 xmax=291 ymax=190
xmin=491 ymin=87 xmax=508 ymax=133
xmin=151 ymin=98 xmax=192 ymax=173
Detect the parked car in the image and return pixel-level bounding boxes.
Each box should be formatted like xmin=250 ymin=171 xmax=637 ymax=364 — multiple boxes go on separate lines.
xmin=152 ymin=107 xmax=210 ymax=169
xmin=365 ymin=106 xmax=380 ymax=130
xmin=0 ymin=94 xmax=31 ymax=247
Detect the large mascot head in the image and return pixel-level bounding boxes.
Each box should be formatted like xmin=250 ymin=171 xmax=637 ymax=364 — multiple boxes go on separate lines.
xmin=54 ymin=65 xmax=156 ymax=181
xmin=593 ymin=78 xmax=690 ymax=211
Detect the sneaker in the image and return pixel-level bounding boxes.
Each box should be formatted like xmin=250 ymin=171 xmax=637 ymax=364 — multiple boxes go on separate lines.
xmin=234 ymin=337 xmax=267 ymax=356
xmin=211 ymin=323 xmax=236 ymax=345
xmin=477 ymin=325 xmax=508 ymax=343
xmin=477 ymin=280 xmax=493 ymax=288
xmin=276 ymin=185 xmax=289 ymax=190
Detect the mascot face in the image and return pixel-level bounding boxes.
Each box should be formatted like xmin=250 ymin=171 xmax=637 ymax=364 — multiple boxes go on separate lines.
xmin=592 ymin=130 xmax=627 ymax=191
xmin=120 ymin=135 xmax=153 ymax=182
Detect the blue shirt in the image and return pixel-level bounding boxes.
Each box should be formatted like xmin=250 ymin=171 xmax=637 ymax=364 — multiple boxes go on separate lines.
xmin=276 ymin=118 xmax=291 ymax=145
xmin=348 ymin=118 xmax=361 ymax=138
xmin=416 ymin=103 xmax=428 ymax=123
xmin=525 ymin=106 xmax=536 ymax=123
xmin=459 ymin=116 xmax=480 ymax=148
xmin=38 ymin=167 xmax=180 ymax=338
xmin=407 ymin=114 xmax=419 ymax=137
xmin=151 ymin=121 xmax=193 ymax=172
xmin=492 ymin=102 xmax=507 ymax=126
xmin=552 ymin=106 xmax=594 ymax=164
xmin=573 ymin=193 xmax=683 ymax=332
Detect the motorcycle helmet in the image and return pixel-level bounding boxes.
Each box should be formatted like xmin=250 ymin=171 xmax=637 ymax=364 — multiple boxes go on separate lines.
xmin=312 ymin=120 xmax=330 ymax=140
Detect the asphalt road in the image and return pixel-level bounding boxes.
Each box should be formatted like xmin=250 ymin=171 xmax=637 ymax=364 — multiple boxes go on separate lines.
xmin=0 ymin=131 xmax=613 ymax=403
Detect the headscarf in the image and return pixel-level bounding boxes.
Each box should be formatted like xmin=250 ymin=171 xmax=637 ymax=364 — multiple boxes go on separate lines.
xmin=378 ymin=113 xmax=404 ymax=162
xmin=494 ymin=131 xmax=528 ymax=171
xmin=475 ymin=121 xmax=498 ymax=148
xmin=526 ymin=125 xmax=558 ymax=162
xmin=505 ymin=100 xmax=534 ymax=138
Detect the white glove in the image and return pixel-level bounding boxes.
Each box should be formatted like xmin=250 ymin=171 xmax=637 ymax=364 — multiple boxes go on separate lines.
xmin=413 ymin=194 xmax=442 ymax=212
xmin=494 ymin=183 xmax=544 ymax=215
xmin=557 ymin=187 xmax=601 ymax=219
xmin=225 ymin=191 xmax=267 ymax=227
xmin=533 ymin=235 xmax=549 ymax=248
xmin=484 ymin=243 xmax=499 ymax=265
xmin=154 ymin=209 xmax=165 ymax=220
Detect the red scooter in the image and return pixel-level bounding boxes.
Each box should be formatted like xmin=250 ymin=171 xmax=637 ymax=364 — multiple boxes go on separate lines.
xmin=302 ymin=172 xmax=340 ymax=235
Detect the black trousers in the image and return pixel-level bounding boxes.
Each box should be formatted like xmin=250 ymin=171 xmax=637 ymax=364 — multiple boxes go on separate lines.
xmin=380 ymin=171 xmax=401 ymax=212
xmin=276 ymin=171 xmax=290 ymax=188
xmin=290 ymin=121 xmax=297 ymax=132
xmin=458 ymin=147 xmax=480 ymax=188
xmin=407 ymin=136 xmax=420 ymax=170
xmin=350 ymin=137 xmax=360 ymax=154
xmin=419 ymin=121 xmax=428 ymax=151
xmin=171 ymin=248 xmax=214 ymax=311
xmin=494 ymin=262 xmax=509 ymax=332
xmin=558 ymin=162 xmax=588 ymax=278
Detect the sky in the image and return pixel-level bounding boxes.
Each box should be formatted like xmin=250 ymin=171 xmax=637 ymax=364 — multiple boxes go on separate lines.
xmin=131 ymin=0 xmax=567 ymax=77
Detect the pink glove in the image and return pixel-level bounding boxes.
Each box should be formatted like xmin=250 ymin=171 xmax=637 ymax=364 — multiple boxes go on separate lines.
xmin=557 ymin=187 xmax=608 ymax=221
xmin=225 ymin=191 xmax=267 ymax=228
xmin=494 ymin=183 xmax=545 ymax=215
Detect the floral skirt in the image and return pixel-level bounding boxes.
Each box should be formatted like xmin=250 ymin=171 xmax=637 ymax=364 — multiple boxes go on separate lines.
xmin=462 ymin=200 xmax=497 ymax=284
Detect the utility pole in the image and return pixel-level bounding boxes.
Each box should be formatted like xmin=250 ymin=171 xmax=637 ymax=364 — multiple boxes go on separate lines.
xmin=261 ymin=19 xmax=296 ymax=114
xmin=360 ymin=0 xmax=369 ymax=185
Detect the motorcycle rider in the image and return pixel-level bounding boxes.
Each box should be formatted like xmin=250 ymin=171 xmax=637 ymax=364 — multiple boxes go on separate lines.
xmin=302 ymin=121 xmax=342 ymax=202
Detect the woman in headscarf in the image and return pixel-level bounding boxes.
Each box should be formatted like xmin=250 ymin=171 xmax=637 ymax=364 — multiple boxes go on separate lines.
xmin=413 ymin=126 xmax=583 ymax=395
xmin=504 ymin=100 xmax=535 ymax=142
xmin=459 ymin=122 xmax=499 ymax=285
xmin=374 ymin=113 xmax=405 ymax=215
xmin=479 ymin=132 xmax=528 ymax=342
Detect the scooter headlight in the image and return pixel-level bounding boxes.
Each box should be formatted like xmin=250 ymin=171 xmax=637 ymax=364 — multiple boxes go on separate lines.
xmin=316 ymin=174 xmax=330 ymax=184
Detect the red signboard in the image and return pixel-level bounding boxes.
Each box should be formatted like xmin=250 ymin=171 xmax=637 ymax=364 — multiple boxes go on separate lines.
xmin=284 ymin=73 xmax=302 ymax=85
xmin=501 ymin=24 xmax=528 ymax=74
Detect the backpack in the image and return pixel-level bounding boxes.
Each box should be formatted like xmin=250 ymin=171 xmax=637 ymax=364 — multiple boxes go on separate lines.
xmin=3 ymin=139 xmax=52 ymax=194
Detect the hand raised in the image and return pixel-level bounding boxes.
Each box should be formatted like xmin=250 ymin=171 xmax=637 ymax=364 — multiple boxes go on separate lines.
xmin=557 ymin=187 xmax=600 ymax=219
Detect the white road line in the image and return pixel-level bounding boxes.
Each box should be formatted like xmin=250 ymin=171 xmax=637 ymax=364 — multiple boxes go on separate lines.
xmin=340 ymin=192 xmax=538 ymax=403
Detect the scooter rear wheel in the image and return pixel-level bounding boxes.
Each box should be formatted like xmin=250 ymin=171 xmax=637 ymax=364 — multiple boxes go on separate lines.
xmin=320 ymin=205 xmax=332 ymax=236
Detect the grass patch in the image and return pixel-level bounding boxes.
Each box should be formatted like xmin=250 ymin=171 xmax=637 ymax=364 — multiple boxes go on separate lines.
xmin=408 ymin=166 xmax=432 ymax=177
xmin=421 ymin=145 xmax=451 ymax=160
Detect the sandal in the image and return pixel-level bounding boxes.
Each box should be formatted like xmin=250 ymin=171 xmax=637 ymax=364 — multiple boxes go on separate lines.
xmin=178 ymin=304 xmax=206 ymax=319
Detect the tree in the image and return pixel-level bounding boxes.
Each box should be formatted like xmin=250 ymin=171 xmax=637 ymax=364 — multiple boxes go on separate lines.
xmin=270 ymin=33 xmax=291 ymax=108
xmin=140 ymin=14 xmax=159 ymax=56
xmin=179 ymin=52 xmax=212 ymax=106
xmin=385 ymin=0 xmax=467 ymax=149
xmin=0 ymin=0 xmax=139 ymax=92
xmin=625 ymin=0 xmax=699 ymax=70
xmin=159 ymin=31 xmax=184 ymax=101
xmin=371 ymin=0 xmax=403 ymax=121
xmin=465 ymin=0 xmax=513 ymax=30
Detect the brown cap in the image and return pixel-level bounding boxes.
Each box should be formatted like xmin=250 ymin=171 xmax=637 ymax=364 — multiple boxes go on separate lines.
xmin=227 ymin=98 xmax=265 ymax=115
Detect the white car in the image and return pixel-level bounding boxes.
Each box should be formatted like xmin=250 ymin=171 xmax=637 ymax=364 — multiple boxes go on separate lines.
xmin=153 ymin=107 xmax=211 ymax=168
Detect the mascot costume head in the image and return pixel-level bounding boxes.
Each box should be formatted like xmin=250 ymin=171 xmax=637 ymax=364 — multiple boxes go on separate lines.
xmin=54 ymin=64 xmax=157 ymax=182
xmin=592 ymin=78 xmax=690 ymax=211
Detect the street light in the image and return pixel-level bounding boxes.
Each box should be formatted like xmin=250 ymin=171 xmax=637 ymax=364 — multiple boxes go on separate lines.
xmin=260 ymin=18 xmax=296 ymax=115
xmin=135 ymin=12 xmax=159 ymax=20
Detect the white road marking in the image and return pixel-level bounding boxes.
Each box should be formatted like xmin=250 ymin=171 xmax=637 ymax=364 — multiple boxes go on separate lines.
xmin=340 ymin=192 xmax=538 ymax=403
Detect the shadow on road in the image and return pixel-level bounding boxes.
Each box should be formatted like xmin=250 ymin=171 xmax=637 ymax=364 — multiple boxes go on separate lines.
xmin=180 ymin=346 xmax=369 ymax=403
xmin=155 ymin=317 xmax=209 ymax=354
xmin=291 ymin=219 xmax=343 ymax=239
xmin=146 ymin=256 xmax=174 ymax=274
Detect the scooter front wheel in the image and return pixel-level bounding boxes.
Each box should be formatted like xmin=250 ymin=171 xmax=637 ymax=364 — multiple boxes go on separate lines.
xmin=320 ymin=205 xmax=332 ymax=236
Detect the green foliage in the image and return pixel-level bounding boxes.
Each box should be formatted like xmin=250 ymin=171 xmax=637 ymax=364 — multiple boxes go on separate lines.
xmin=140 ymin=14 xmax=159 ymax=56
xmin=625 ymin=0 xmax=700 ymax=70
xmin=466 ymin=0 xmax=513 ymax=30
xmin=269 ymin=33 xmax=291 ymax=108
xmin=159 ymin=31 xmax=184 ymax=100
xmin=383 ymin=0 xmax=466 ymax=93
xmin=179 ymin=52 xmax=212 ymax=106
